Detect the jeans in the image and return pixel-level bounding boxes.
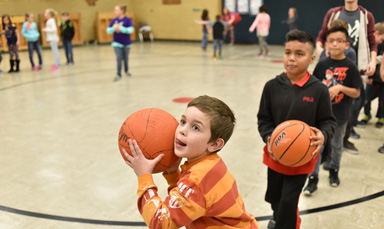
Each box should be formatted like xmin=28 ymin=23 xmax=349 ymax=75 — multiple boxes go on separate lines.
xmin=213 ymin=39 xmax=223 ymax=56
xmin=27 ymin=41 xmax=43 ymax=67
xmin=50 ymin=41 xmax=60 ymax=67
xmin=63 ymin=40 xmax=74 ymax=63
xmin=114 ymin=46 xmax=130 ymax=77
xmin=364 ymin=83 xmax=384 ymax=118
xmin=201 ymin=32 xmax=208 ymax=50
xmin=258 ymin=35 xmax=269 ymax=53
xmin=311 ymin=121 xmax=347 ymax=177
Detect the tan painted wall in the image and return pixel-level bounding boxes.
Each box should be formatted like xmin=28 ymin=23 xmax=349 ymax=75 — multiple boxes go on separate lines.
xmin=133 ymin=0 xmax=222 ymax=40
xmin=0 ymin=0 xmax=221 ymax=42
xmin=0 ymin=0 xmax=134 ymax=42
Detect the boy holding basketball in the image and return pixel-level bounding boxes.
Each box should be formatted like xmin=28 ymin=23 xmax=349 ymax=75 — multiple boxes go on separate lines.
xmin=124 ymin=95 xmax=259 ymax=228
xmin=257 ymin=30 xmax=336 ymax=229
xmin=304 ymin=26 xmax=362 ymax=195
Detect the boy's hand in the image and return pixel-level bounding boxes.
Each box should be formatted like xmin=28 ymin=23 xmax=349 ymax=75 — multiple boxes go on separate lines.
xmin=123 ymin=139 xmax=164 ymax=177
xmin=267 ymin=136 xmax=276 ymax=160
xmin=328 ymin=85 xmax=341 ymax=100
xmin=310 ymin=127 xmax=324 ymax=158
xmin=114 ymin=24 xmax=120 ymax=32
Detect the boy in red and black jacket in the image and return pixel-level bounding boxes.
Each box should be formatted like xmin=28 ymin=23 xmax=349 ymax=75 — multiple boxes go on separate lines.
xmin=257 ymin=30 xmax=336 ymax=229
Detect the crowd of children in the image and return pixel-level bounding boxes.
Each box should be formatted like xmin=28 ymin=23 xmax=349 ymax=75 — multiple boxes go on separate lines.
xmin=0 ymin=8 xmax=75 ymax=74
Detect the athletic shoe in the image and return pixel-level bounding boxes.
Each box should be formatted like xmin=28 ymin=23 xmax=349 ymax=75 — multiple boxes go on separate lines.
xmin=344 ymin=141 xmax=358 ymax=154
xmin=350 ymin=128 xmax=360 ymax=139
xmin=218 ymin=56 xmax=223 ymax=60
xmin=125 ymin=72 xmax=132 ymax=77
xmin=357 ymin=114 xmax=371 ymax=127
xmin=212 ymin=57 xmax=217 ymax=61
xmin=378 ymin=145 xmax=384 ymax=154
xmin=329 ymin=169 xmax=340 ymax=187
xmin=267 ymin=218 xmax=276 ymax=229
xmin=257 ymin=52 xmax=264 ymax=57
xmin=266 ymin=51 xmax=271 ymax=56
xmin=304 ymin=175 xmax=318 ymax=196
xmin=32 ymin=66 xmax=40 ymax=71
xmin=50 ymin=65 xmax=59 ymax=71
xmin=113 ymin=75 xmax=121 ymax=82
xmin=375 ymin=118 xmax=384 ymax=128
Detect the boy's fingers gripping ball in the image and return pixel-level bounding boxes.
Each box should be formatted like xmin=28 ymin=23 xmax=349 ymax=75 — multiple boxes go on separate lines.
xmin=270 ymin=120 xmax=316 ymax=167
xmin=118 ymin=108 xmax=180 ymax=173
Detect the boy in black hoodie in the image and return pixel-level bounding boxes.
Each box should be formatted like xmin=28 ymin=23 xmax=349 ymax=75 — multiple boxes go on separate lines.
xmin=61 ymin=12 xmax=75 ymax=65
xmin=257 ymin=30 xmax=336 ymax=229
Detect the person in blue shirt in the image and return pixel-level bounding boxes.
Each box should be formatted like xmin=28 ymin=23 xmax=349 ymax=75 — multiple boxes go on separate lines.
xmin=22 ymin=12 xmax=43 ymax=70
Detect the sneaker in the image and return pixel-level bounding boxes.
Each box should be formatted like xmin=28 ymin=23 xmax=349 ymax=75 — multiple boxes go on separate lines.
xmin=266 ymin=51 xmax=271 ymax=56
xmin=344 ymin=141 xmax=358 ymax=154
xmin=329 ymin=169 xmax=340 ymax=187
xmin=267 ymin=218 xmax=276 ymax=229
xmin=37 ymin=65 xmax=42 ymax=70
xmin=257 ymin=52 xmax=264 ymax=57
xmin=218 ymin=55 xmax=223 ymax=60
xmin=304 ymin=175 xmax=318 ymax=196
xmin=350 ymin=128 xmax=360 ymax=139
xmin=357 ymin=114 xmax=371 ymax=127
xmin=113 ymin=75 xmax=121 ymax=82
xmin=213 ymin=57 xmax=217 ymax=61
xmin=125 ymin=72 xmax=132 ymax=77
xmin=375 ymin=118 xmax=384 ymax=128
xmin=378 ymin=145 xmax=384 ymax=154
xmin=32 ymin=66 xmax=40 ymax=71
xmin=51 ymin=65 xmax=59 ymax=71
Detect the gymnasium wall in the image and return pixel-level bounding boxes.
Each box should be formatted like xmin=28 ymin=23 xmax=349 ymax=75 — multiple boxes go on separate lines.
xmin=0 ymin=0 xmax=134 ymax=42
xmin=234 ymin=0 xmax=384 ymax=44
xmin=133 ymin=0 xmax=222 ymax=41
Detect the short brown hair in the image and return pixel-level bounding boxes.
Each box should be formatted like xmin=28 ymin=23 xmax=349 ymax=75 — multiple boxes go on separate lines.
xmin=62 ymin=11 xmax=69 ymax=16
xmin=329 ymin=19 xmax=349 ymax=33
xmin=375 ymin=22 xmax=384 ymax=35
xmin=188 ymin=95 xmax=235 ymax=145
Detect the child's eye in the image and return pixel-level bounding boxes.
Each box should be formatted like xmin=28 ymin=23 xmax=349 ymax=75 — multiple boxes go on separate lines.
xmin=180 ymin=120 xmax=186 ymax=125
xmin=192 ymin=125 xmax=200 ymax=131
xmin=297 ymin=53 xmax=304 ymax=56
xmin=284 ymin=51 xmax=291 ymax=56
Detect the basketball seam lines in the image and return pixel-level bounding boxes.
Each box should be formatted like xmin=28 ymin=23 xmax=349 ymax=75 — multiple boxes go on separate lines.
xmin=278 ymin=124 xmax=305 ymax=161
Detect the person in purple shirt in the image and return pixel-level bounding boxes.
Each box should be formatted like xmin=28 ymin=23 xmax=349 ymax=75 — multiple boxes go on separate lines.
xmin=106 ymin=5 xmax=134 ymax=82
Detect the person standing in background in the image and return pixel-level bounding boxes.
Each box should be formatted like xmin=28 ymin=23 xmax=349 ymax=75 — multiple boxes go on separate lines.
xmin=61 ymin=12 xmax=75 ymax=65
xmin=42 ymin=8 xmax=60 ymax=72
xmin=282 ymin=8 xmax=298 ymax=31
xmin=222 ymin=8 xmax=235 ymax=45
xmin=22 ymin=12 xmax=43 ymax=71
xmin=200 ymin=9 xmax=210 ymax=51
xmin=107 ymin=5 xmax=134 ymax=82
xmin=249 ymin=5 xmax=271 ymax=57
xmin=2 ymin=15 xmax=20 ymax=73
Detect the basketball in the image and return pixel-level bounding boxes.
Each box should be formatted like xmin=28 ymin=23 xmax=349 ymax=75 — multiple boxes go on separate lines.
xmin=270 ymin=120 xmax=316 ymax=167
xmin=118 ymin=108 xmax=180 ymax=173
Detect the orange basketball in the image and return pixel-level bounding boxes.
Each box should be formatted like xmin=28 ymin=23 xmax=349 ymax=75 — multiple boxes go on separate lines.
xmin=118 ymin=108 xmax=180 ymax=173
xmin=270 ymin=120 xmax=316 ymax=167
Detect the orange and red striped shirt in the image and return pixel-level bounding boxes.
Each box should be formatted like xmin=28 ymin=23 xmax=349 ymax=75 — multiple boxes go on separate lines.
xmin=137 ymin=153 xmax=259 ymax=228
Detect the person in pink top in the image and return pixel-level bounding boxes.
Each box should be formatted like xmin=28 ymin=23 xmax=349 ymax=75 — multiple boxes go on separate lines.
xmin=222 ymin=8 xmax=235 ymax=45
xmin=249 ymin=5 xmax=271 ymax=56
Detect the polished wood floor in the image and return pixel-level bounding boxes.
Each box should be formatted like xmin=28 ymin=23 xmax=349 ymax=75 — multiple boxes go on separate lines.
xmin=0 ymin=42 xmax=383 ymax=229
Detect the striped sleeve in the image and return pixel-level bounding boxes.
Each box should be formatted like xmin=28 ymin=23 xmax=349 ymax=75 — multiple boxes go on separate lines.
xmin=137 ymin=173 xmax=206 ymax=228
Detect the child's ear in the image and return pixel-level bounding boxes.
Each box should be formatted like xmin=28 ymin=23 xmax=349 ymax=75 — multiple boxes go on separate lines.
xmin=207 ymin=138 xmax=225 ymax=153
xmin=310 ymin=53 xmax=316 ymax=64
xmin=345 ymin=41 xmax=350 ymax=50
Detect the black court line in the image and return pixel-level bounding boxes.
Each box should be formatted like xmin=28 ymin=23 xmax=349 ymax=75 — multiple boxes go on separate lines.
xmin=1 ymin=190 xmax=383 ymax=225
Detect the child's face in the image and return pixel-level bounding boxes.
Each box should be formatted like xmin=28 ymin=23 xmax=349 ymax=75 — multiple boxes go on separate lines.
xmin=284 ymin=41 xmax=315 ymax=77
xmin=3 ymin=17 xmax=9 ymax=25
xmin=28 ymin=14 xmax=34 ymax=22
xmin=62 ymin=15 xmax=69 ymax=20
xmin=174 ymin=106 xmax=215 ymax=162
xmin=288 ymin=9 xmax=294 ymax=17
xmin=114 ymin=6 xmax=123 ymax=17
xmin=325 ymin=31 xmax=349 ymax=59
xmin=44 ymin=11 xmax=50 ymax=19
xmin=374 ymin=31 xmax=384 ymax=44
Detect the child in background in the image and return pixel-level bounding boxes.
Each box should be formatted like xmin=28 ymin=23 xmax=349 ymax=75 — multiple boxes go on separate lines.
xmin=249 ymin=5 xmax=271 ymax=56
xmin=195 ymin=15 xmax=228 ymax=60
xmin=106 ymin=5 xmax=134 ymax=82
xmin=304 ymin=26 xmax=362 ymax=195
xmin=257 ymin=30 xmax=336 ymax=228
xmin=42 ymin=8 xmax=60 ymax=71
xmin=124 ymin=95 xmax=259 ymax=228
xmin=319 ymin=20 xmax=356 ymax=63
xmin=222 ymin=8 xmax=235 ymax=45
xmin=22 ymin=12 xmax=43 ymax=70
xmin=200 ymin=9 xmax=210 ymax=51
xmin=60 ymin=12 xmax=75 ymax=65
xmin=358 ymin=22 xmax=384 ymax=128
xmin=2 ymin=15 xmax=20 ymax=73
xmin=282 ymin=7 xmax=298 ymax=31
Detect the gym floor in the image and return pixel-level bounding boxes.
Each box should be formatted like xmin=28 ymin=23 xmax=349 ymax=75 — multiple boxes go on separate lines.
xmin=0 ymin=42 xmax=383 ymax=228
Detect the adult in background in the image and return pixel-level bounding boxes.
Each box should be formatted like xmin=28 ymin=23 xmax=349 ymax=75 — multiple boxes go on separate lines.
xmin=222 ymin=8 xmax=235 ymax=45
xmin=107 ymin=5 xmax=134 ymax=82
xmin=315 ymin=0 xmax=377 ymax=154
